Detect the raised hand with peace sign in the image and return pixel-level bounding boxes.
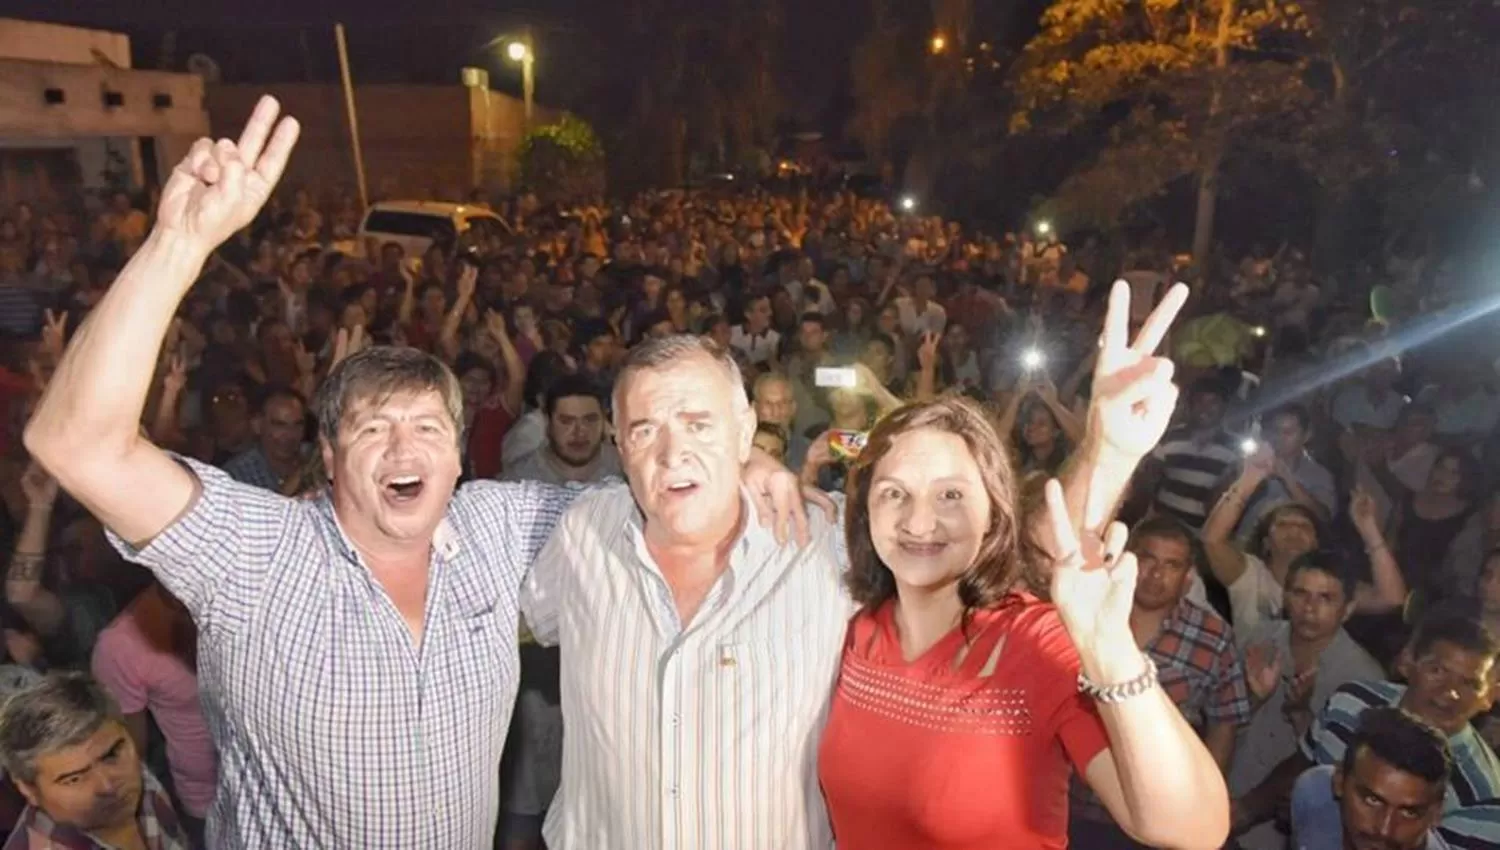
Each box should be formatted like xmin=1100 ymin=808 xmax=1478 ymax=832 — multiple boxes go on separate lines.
xmin=1040 ymin=280 xmax=1191 ymax=557
xmin=1042 ymin=478 xmax=1139 ymax=666
xmin=156 ymin=96 xmax=300 ymax=263
xmin=25 ymin=95 xmax=303 ymax=552
xmin=1037 ymin=477 xmax=1231 ymax=845
xmin=39 ymin=309 xmax=68 ymax=363
xmin=1086 ymin=279 xmax=1189 ymax=460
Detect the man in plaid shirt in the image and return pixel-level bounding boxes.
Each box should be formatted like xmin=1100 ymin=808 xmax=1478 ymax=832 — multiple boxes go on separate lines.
xmin=0 ymin=673 xmax=189 ymax=850
xmin=1070 ymin=516 xmax=1251 ymax=848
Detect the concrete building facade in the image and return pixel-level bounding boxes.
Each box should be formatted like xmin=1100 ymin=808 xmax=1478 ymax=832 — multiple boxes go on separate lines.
xmin=0 ymin=17 xmax=551 ymax=210
xmin=0 ymin=18 xmax=209 ymax=208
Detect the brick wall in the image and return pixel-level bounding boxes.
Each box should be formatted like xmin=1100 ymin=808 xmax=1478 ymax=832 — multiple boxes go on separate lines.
xmin=209 ymin=83 xmax=483 ymax=202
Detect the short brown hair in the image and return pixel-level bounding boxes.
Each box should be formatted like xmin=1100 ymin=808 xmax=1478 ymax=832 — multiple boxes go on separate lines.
xmin=314 ymin=345 xmax=463 ymax=446
xmin=844 ymin=395 xmax=1027 ymax=616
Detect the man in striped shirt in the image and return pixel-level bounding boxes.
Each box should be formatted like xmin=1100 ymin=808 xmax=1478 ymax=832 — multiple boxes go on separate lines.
xmin=523 ymin=335 xmax=852 ymax=850
xmin=1291 ymin=707 xmax=1454 ymax=850
xmin=1143 ymin=376 xmax=1241 ymax=529
xmin=1234 ymin=616 xmax=1500 ymax=849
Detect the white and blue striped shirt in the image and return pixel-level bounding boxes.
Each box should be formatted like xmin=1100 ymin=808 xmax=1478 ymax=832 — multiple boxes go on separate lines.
xmin=522 ymin=485 xmax=855 ymax=849
xmin=1302 ymin=680 xmax=1500 ymax=850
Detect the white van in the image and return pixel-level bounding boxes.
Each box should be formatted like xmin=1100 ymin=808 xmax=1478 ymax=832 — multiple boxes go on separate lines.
xmin=353 ymin=201 xmax=512 ymax=261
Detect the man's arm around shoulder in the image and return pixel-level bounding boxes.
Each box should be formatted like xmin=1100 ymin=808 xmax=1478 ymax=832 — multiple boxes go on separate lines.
xmin=518 ymin=485 xmax=623 ymax=647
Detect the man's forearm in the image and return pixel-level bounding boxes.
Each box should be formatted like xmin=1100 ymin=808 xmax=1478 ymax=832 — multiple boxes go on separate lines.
xmin=1279 ymin=474 xmax=1328 ymax=519
xmin=5 ymin=502 xmax=52 ymax=598
xmin=1235 ymin=752 xmax=1312 ymax=834
xmin=26 ymin=230 xmax=207 ymax=465
xmin=5 ymin=502 xmax=64 ymax=634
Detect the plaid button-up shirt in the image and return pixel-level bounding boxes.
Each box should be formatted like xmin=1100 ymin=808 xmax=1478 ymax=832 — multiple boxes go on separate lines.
xmin=1069 ymin=596 xmax=1251 ymax=828
xmin=109 ymin=456 xmax=580 ymax=849
xmin=3 ymin=767 xmax=187 ymax=850
xmin=1145 ymin=596 xmax=1252 ymax=730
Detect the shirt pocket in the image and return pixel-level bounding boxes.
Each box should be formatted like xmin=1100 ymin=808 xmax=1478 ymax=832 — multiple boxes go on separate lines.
xmin=441 ymin=606 xmax=513 ymax=730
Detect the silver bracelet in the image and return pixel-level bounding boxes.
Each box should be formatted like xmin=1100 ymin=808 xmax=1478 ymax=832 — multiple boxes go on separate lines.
xmin=1078 ymin=654 xmax=1159 ymax=704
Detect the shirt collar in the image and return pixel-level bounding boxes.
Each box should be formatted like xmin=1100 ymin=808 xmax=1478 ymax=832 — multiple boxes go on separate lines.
xmin=1147 ymin=595 xmax=1199 ymax=645
xmin=317 ymin=493 xmax=461 ymax=565
xmin=624 ymin=487 xmax=763 ymax=570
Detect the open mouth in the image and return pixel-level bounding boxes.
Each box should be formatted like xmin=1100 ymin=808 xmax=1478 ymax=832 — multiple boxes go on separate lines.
xmin=383 ymin=474 xmax=425 ymax=503
xmin=663 ymin=481 xmax=700 ymax=498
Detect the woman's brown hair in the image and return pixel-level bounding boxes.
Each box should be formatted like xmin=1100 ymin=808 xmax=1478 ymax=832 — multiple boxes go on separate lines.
xmin=843 ymin=395 xmax=1028 ymax=616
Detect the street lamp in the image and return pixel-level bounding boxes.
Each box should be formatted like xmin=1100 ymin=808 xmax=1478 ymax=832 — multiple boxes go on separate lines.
xmin=504 ymin=35 xmax=535 ymax=126
xmin=930 ymin=33 xmax=947 ymax=54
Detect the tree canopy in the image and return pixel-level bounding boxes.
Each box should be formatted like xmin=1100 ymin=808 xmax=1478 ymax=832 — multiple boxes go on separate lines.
xmin=1005 ymin=0 xmax=1498 ymax=259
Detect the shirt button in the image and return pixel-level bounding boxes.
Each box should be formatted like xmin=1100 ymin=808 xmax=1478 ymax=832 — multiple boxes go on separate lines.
xmin=671 ymin=713 xmax=680 ymax=727
xmin=669 ymin=785 xmax=679 ymax=797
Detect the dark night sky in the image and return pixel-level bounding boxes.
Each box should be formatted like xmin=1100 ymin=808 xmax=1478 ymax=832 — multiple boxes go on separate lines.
xmin=5 ymin=0 xmax=869 ymax=128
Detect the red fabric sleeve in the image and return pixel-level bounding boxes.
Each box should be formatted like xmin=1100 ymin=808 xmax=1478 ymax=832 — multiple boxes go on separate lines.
xmin=1022 ymin=604 xmax=1111 ymax=775
xmin=1057 ymin=692 xmax=1110 ymax=776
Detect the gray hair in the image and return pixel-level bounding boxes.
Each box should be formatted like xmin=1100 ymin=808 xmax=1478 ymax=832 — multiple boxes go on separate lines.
xmin=752 ymin=370 xmax=792 ymax=398
xmin=612 ymin=334 xmax=750 ymax=422
xmin=0 ymin=672 xmax=123 ymax=785
xmin=315 ymin=346 xmax=465 ymax=445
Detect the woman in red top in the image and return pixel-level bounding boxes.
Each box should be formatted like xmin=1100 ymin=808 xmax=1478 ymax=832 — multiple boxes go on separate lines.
xmin=819 ymin=281 xmax=1229 ymax=849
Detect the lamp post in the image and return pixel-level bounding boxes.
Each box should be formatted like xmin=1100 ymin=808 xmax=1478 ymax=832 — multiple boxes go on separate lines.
xmin=505 ymin=34 xmax=534 ymax=127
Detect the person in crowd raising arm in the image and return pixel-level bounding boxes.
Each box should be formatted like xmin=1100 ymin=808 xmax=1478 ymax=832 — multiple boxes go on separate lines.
xmin=1200 ymin=453 xmax=1406 ymax=637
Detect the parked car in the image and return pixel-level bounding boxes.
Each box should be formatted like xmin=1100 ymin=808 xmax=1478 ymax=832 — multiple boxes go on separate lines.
xmin=353 ymin=201 xmax=512 ymax=261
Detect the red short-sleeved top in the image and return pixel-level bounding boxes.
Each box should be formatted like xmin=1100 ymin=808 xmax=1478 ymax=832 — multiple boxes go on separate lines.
xmin=818 ymin=593 xmax=1110 ymax=850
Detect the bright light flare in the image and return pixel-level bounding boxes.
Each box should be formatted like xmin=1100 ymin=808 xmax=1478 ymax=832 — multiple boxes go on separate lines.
xmin=930 ymin=33 xmax=947 ymax=54
xmin=1036 ymin=220 xmax=1053 ymax=236
xmin=900 ymin=195 xmax=917 ymax=212
xmin=1021 ymin=348 xmax=1045 ymax=371
xmin=506 ymin=41 xmax=529 ymax=62
xmin=1239 ymin=437 xmax=1259 ymax=456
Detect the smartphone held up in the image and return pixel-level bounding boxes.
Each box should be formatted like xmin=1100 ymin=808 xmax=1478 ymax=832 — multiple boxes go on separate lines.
xmin=815 ymin=367 xmax=857 ymax=388
xmin=829 ymin=429 xmax=868 ymax=461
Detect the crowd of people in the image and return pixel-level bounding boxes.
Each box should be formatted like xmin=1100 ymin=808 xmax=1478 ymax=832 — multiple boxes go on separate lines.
xmin=0 ymin=94 xmax=1493 ymax=850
